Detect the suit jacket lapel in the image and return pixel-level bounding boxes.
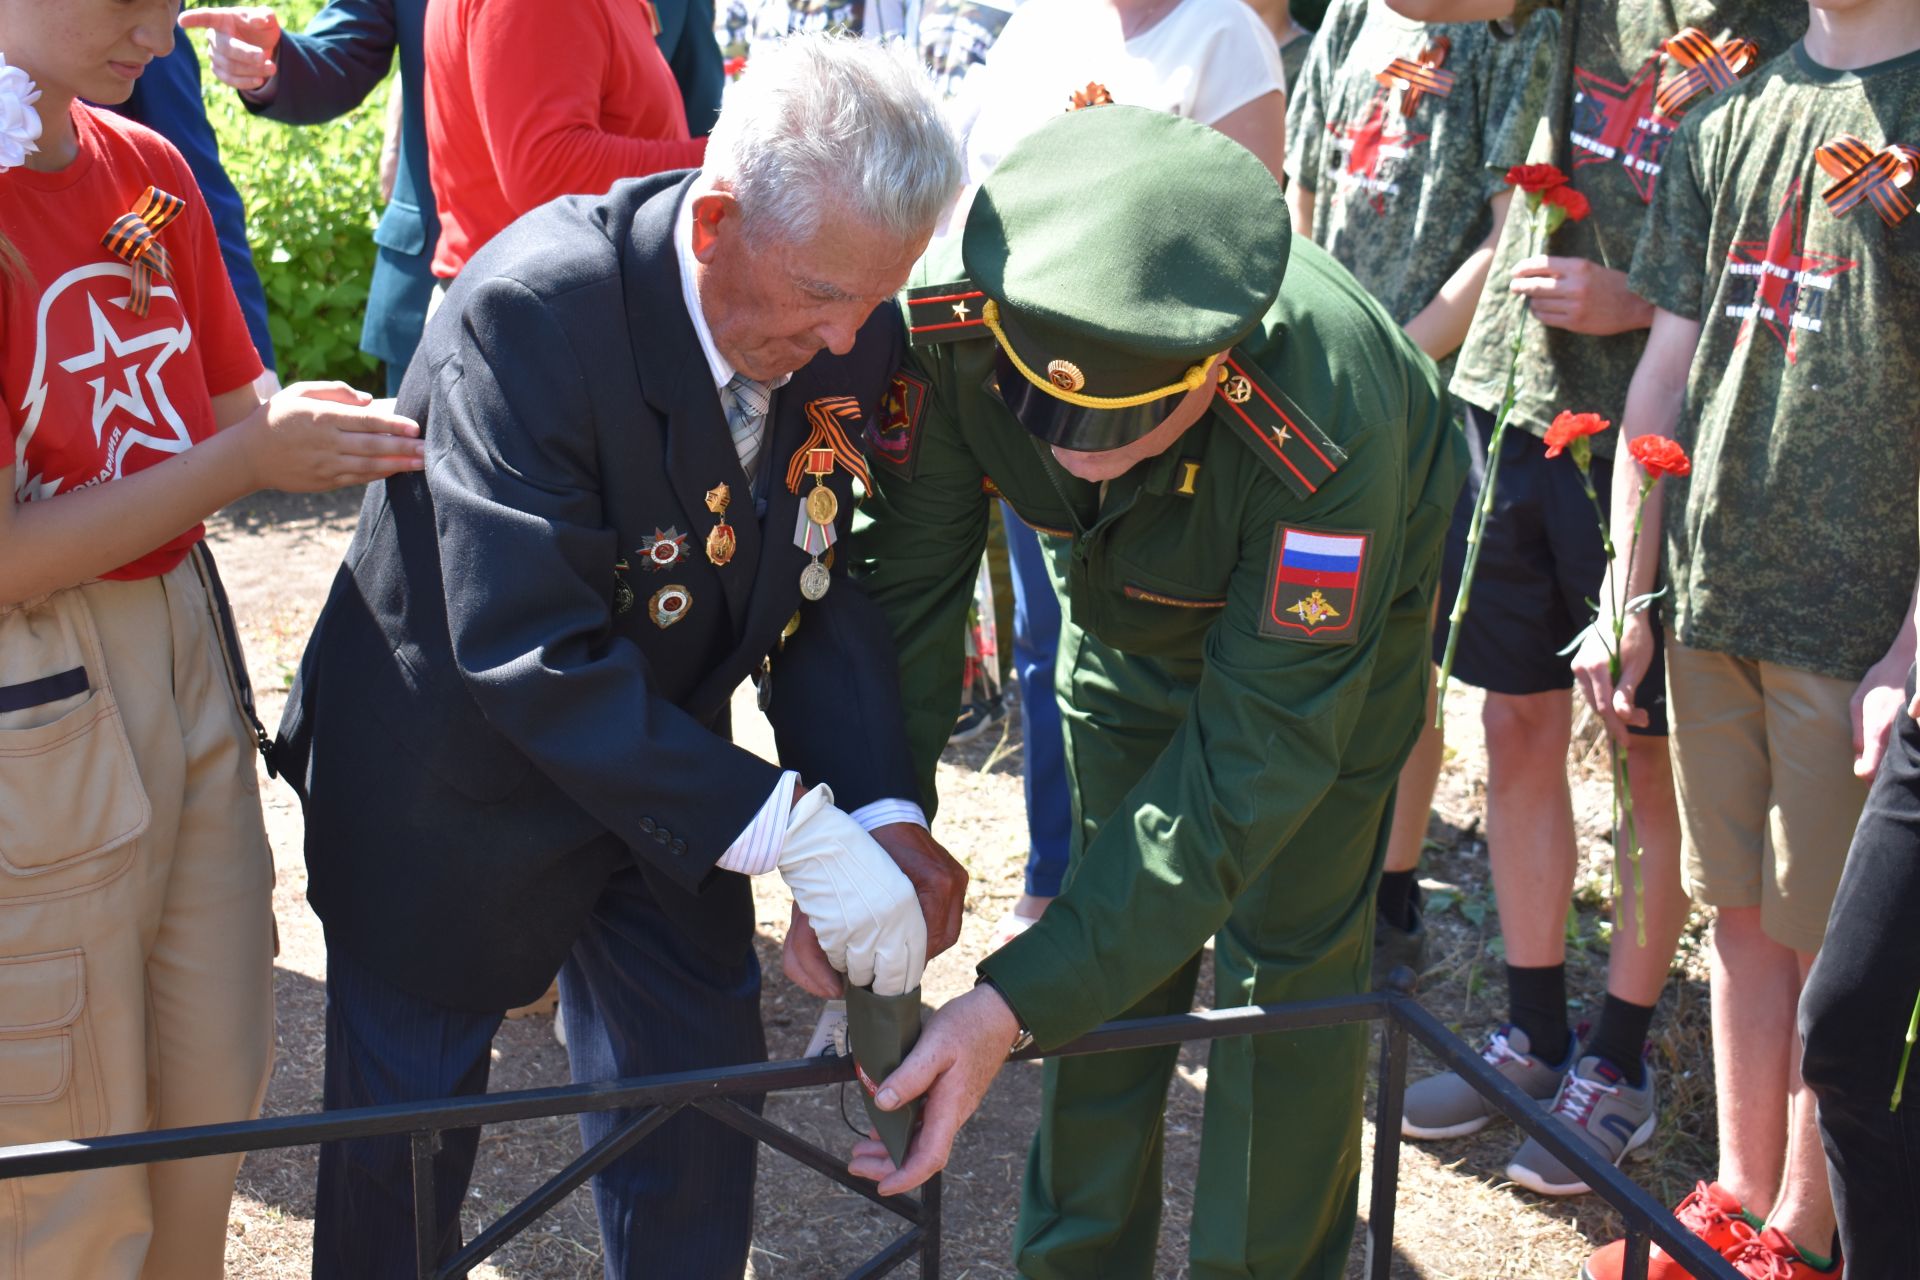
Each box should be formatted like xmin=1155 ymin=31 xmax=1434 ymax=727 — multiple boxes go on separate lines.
xmin=624 ymin=175 xmax=760 ymax=637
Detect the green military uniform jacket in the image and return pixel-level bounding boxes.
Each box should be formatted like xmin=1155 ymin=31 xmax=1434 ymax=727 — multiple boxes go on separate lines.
xmin=854 ymin=234 xmax=1467 ymax=1050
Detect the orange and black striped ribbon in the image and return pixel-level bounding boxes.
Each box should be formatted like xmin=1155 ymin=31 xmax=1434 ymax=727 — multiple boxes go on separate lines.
xmin=1655 ymin=28 xmax=1757 ymax=119
xmin=1816 ymin=134 xmax=1920 ymax=228
xmin=786 ymin=396 xmax=873 ymax=494
xmin=101 ymin=186 xmax=185 ymax=318
xmin=1377 ymin=38 xmax=1454 ymax=117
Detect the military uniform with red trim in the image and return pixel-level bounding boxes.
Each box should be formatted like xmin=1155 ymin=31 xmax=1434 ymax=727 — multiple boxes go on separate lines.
xmin=852 ymin=106 xmax=1465 ymax=1279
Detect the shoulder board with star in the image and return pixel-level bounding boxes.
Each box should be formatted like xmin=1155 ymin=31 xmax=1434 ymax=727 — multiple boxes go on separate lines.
xmin=1209 ymin=350 xmax=1346 ymax=500
xmin=906 ymin=280 xmax=991 ymax=346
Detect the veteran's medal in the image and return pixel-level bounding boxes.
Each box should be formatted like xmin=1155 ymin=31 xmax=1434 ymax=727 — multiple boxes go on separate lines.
xmin=705 ymin=484 xmax=736 ymax=566
xmin=792 ymin=447 xmax=838 ymax=600
xmin=649 ymin=583 xmax=692 ymax=628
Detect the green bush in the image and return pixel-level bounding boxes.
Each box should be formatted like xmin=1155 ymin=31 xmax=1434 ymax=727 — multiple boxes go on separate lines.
xmin=192 ymin=4 xmax=389 ymax=386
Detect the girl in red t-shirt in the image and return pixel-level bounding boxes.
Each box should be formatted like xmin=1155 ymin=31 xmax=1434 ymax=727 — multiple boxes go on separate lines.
xmin=0 ymin=4 xmax=423 ymax=1274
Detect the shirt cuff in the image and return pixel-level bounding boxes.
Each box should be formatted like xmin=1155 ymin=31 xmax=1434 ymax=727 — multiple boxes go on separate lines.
xmin=239 ymin=74 xmax=281 ymax=108
xmin=850 ymin=798 xmax=928 ymax=832
xmin=715 ymin=770 xmax=800 ymax=875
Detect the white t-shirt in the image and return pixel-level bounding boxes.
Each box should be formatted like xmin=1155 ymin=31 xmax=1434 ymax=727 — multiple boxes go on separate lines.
xmin=949 ymin=0 xmax=1286 ymax=212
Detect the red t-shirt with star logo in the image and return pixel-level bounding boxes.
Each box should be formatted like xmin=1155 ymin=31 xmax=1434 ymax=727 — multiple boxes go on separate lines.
xmin=1 ymin=102 xmax=263 ymax=579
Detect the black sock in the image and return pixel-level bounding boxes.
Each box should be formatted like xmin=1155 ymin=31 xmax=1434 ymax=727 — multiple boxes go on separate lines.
xmin=1506 ymin=964 xmax=1570 ymax=1063
xmin=1376 ymin=871 xmax=1418 ymax=931
xmin=1586 ymin=994 xmax=1655 ymax=1087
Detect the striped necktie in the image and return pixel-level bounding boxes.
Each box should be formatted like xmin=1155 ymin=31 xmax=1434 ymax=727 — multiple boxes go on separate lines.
xmin=724 ymin=373 xmax=773 ymax=487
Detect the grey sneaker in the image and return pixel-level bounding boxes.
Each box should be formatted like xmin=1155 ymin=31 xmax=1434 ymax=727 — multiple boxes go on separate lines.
xmin=1506 ymin=1053 xmax=1656 ymax=1197
xmin=1401 ymin=1025 xmax=1573 ymax=1140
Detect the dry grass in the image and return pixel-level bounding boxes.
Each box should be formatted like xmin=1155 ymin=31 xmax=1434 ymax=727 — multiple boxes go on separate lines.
xmin=204 ymin=492 xmax=1720 ymax=1280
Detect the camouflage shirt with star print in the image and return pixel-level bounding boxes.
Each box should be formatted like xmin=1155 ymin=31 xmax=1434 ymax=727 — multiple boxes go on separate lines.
xmin=1628 ymin=41 xmax=1920 ymax=682
xmin=1447 ymin=0 xmax=1808 ymax=459
xmin=1284 ymin=0 xmax=1556 ymax=385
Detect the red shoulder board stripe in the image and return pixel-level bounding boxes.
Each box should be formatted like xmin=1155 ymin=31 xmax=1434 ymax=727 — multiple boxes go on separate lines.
xmin=1209 ymin=351 xmax=1346 ymax=501
xmin=906 ymin=281 xmax=990 ymax=345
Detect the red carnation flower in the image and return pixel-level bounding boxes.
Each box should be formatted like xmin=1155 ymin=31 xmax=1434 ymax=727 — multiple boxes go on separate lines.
xmin=1543 ymin=184 xmax=1591 ymax=222
xmin=1628 ymin=434 xmax=1692 ymax=479
xmin=724 ymin=55 xmax=747 ymax=78
xmin=1543 ymin=411 xmax=1610 ymax=458
xmin=1506 ymin=163 xmax=1570 ymax=194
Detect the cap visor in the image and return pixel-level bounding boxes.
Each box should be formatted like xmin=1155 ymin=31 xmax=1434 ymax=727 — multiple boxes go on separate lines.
xmin=991 ymin=348 xmax=1184 ymax=453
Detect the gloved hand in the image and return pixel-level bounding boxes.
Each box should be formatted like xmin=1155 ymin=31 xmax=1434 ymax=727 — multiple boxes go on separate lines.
xmin=778 ymin=786 xmax=927 ymax=997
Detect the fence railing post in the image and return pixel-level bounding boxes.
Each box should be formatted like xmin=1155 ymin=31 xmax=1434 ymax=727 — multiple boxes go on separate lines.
xmin=410 ymin=1128 xmax=441 ymax=1279
xmin=1622 ymin=1230 xmax=1650 ymax=1280
xmin=921 ymin=1171 xmax=941 ymax=1280
xmin=1366 ymin=1001 xmax=1410 ymax=1280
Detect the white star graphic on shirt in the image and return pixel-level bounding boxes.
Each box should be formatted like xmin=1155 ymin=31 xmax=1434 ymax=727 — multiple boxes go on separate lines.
xmin=13 ymin=263 xmax=197 ymax=503
xmin=59 ymin=293 xmax=183 ymax=446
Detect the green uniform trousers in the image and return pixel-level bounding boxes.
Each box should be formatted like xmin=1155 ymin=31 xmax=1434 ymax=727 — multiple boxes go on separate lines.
xmin=1013 ymin=543 xmax=1434 ymax=1280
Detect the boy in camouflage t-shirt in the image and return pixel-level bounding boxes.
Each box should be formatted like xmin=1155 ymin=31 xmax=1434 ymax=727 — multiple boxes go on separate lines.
xmin=1389 ymin=0 xmax=1806 ymax=1211
xmin=1282 ymin=0 xmax=1553 ymax=990
xmin=1579 ymin=6 xmax=1919 ymax=1275
xmin=1286 ymin=0 xmax=1555 ymax=384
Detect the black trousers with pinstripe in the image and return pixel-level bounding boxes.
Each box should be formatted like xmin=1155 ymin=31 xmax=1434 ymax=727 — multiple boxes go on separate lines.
xmin=312 ymin=860 xmax=765 ymax=1280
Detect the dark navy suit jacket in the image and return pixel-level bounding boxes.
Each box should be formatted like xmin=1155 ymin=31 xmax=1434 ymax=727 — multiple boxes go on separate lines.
xmin=114 ymin=30 xmax=276 ymax=370
xmin=247 ymin=0 xmax=434 ymax=386
xmin=276 ymin=173 xmax=919 ymax=1011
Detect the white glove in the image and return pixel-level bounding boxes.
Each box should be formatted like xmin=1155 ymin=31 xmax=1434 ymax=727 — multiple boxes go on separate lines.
xmin=778 ymin=785 xmax=927 ymax=997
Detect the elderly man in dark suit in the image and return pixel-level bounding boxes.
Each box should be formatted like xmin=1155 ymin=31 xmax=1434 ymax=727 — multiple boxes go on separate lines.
xmin=274 ymin=35 xmax=966 ymax=1280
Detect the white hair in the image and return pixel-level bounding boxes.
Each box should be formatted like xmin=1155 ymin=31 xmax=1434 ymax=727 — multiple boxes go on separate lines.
xmin=703 ymin=33 xmax=964 ymax=247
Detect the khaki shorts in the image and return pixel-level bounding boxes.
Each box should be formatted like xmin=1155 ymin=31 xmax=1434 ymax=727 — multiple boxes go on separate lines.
xmin=1666 ymin=639 xmax=1867 ymax=953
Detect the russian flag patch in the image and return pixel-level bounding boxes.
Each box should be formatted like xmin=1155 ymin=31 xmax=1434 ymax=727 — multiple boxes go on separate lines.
xmin=1261 ymin=526 xmax=1369 ymax=642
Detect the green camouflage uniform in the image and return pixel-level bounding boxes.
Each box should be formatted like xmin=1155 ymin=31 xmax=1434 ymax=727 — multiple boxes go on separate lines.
xmin=853 ymin=107 xmax=1464 ymax=1279
xmin=1285 ymin=0 xmax=1557 ymax=383
xmin=1448 ymin=0 xmax=1809 ymax=456
xmin=1629 ymin=42 xmax=1920 ymax=681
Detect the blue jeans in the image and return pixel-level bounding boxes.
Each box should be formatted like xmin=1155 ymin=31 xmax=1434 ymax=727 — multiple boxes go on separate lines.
xmin=1002 ymin=505 xmax=1072 ymax=897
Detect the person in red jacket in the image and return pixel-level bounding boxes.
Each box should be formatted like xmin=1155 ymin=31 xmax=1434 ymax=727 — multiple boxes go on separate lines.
xmin=426 ymin=0 xmax=709 ymax=279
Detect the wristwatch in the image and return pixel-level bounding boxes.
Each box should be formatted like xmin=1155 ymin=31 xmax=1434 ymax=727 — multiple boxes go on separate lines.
xmin=977 ymin=976 xmax=1035 ymax=1055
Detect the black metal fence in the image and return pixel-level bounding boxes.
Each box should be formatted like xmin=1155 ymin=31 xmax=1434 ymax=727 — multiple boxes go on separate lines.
xmin=0 ymin=990 xmax=1738 ymax=1280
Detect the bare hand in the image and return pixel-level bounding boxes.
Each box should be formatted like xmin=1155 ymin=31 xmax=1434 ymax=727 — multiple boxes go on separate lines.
xmin=1572 ymin=611 xmax=1654 ymax=747
xmin=179 ymin=7 xmax=283 ymax=92
xmin=846 ymin=984 xmax=1019 ymax=1195
xmin=869 ymin=823 xmax=969 ymax=959
xmin=783 ymin=903 xmax=845 ymax=998
xmin=1509 ymin=255 xmax=1655 ymax=336
xmin=1853 ymin=657 xmax=1910 ymax=779
xmin=238 ymin=382 xmax=425 ymax=493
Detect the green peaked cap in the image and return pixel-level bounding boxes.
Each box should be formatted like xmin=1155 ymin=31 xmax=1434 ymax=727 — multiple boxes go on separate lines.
xmin=962 ymin=105 xmax=1289 ymax=418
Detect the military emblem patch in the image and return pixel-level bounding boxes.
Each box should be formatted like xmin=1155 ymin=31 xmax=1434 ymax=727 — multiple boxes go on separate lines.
xmin=866 ymin=370 xmax=929 ymax=480
xmin=1260 ymin=526 xmax=1369 ymax=643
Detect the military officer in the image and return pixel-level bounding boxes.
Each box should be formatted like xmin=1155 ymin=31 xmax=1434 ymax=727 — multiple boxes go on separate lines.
xmin=840 ymin=105 xmax=1467 ymax=1278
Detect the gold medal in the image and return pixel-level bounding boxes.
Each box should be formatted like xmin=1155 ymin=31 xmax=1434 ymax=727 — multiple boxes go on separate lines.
xmin=799 ymin=560 xmax=831 ymax=601
xmin=805 ymin=485 xmax=839 ymax=526
xmin=704 ymin=483 xmax=736 ymax=566
xmin=649 ymin=584 xmax=692 ymax=628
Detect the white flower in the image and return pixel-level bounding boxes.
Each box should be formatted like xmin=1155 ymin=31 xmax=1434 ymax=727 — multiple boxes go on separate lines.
xmin=0 ymin=54 xmax=43 ymax=173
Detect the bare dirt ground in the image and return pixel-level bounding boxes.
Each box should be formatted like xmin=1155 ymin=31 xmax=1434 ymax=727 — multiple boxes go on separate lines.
xmin=208 ymin=490 xmax=1718 ymax=1280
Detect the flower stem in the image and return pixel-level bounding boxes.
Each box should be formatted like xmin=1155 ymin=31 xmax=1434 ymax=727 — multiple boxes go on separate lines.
xmin=1435 ymin=325 xmax=1526 ymax=729
xmin=1435 ymin=206 xmax=1554 ymax=729
xmin=1895 ymin=988 xmax=1920 ymax=1111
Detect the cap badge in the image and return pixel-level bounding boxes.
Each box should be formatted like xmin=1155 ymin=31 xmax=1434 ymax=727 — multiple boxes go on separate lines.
xmin=1046 ymin=360 xmax=1086 ymax=392
xmin=1068 ymin=82 xmax=1115 ymax=111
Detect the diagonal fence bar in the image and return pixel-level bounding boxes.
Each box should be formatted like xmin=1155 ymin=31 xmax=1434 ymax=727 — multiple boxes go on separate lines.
xmin=0 ymin=991 xmax=1741 ymax=1280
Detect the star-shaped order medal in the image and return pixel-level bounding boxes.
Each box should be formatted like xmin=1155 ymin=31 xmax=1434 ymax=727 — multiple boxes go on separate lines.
xmin=637 ymin=526 xmax=688 ymax=572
